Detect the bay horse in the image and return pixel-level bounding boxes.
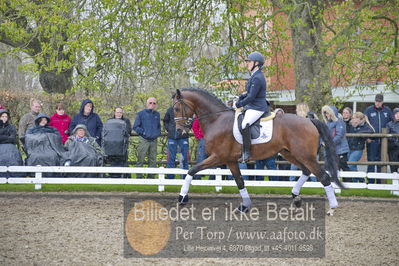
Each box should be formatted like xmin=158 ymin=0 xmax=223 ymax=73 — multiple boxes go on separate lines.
xmin=173 ymin=88 xmax=344 ymax=215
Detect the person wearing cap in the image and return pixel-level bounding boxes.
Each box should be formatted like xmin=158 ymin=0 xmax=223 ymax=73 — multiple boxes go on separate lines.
xmin=64 ymin=124 xmax=104 ymax=173
xmin=233 ymin=51 xmax=269 ymax=163
xmin=363 ymin=93 xmax=392 ymax=179
xmin=387 ymin=108 xmax=399 ymax=173
xmin=0 ymin=109 xmax=23 ymax=176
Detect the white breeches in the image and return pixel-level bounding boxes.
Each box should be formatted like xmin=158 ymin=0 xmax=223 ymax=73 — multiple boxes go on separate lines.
xmin=241 ymin=109 xmax=265 ymax=129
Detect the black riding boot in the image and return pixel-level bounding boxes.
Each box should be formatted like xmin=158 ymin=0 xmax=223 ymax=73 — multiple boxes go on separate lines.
xmin=239 ymin=125 xmax=251 ymax=163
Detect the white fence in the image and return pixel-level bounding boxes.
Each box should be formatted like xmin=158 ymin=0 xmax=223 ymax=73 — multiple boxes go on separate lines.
xmin=0 ymin=166 xmax=398 ymax=195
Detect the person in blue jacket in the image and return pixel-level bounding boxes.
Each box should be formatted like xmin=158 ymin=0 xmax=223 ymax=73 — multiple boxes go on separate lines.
xmin=363 ymin=93 xmax=392 ymax=175
xmin=69 ymin=99 xmax=103 ymax=146
xmin=233 ymin=51 xmax=269 ymax=163
xmin=133 ymin=97 xmax=161 ymax=178
xmin=321 ymin=105 xmax=351 ymax=179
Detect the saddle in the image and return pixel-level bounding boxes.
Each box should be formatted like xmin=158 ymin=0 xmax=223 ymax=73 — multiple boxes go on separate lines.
xmin=237 ymin=110 xmax=275 ymax=139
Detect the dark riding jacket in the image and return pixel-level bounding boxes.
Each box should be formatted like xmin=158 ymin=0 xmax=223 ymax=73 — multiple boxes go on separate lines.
xmin=235 ymin=69 xmax=268 ymax=112
xmin=347 ymin=122 xmax=374 ymax=151
xmin=163 ymin=107 xmax=189 ymax=140
xmin=364 ymin=105 xmax=392 ymax=133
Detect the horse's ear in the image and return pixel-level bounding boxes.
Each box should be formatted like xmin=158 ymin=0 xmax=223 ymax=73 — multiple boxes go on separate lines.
xmin=176 ymin=89 xmax=182 ymax=100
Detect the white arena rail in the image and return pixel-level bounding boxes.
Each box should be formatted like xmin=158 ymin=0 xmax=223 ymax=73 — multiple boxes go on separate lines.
xmin=0 ymin=166 xmax=398 ymax=195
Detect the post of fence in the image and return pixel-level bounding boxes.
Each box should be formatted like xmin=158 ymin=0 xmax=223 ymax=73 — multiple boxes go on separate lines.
xmin=392 ymin=172 xmax=399 ymax=196
xmin=215 ymin=168 xmax=222 ymax=192
xmin=381 ymin=128 xmax=388 ymax=176
xmin=158 ymin=167 xmax=165 ymax=192
xmin=35 ymin=169 xmax=42 ymax=190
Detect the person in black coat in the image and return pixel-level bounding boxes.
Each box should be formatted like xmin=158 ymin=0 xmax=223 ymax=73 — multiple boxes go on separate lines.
xmin=69 ymin=99 xmax=103 ymax=146
xmin=163 ymin=106 xmax=190 ymax=179
xmin=387 ymin=108 xmax=399 ymax=173
xmin=0 ymin=109 xmax=23 ymax=177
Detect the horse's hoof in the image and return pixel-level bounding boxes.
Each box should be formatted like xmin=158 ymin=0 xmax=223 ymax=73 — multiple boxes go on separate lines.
xmin=293 ymin=196 xmax=302 ymax=208
xmin=235 ymin=204 xmax=250 ymax=213
xmin=292 ymin=193 xmax=302 ymax=208
xmin=327 ymin=208 xmax=335 ymax=216
xmin=178 ymin=194 xmax=189 ymax=205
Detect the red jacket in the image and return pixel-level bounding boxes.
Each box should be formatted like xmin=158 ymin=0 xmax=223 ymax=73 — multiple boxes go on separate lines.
xmin=49 ymin=112 xmax=71 ymax=144
xmin=191 ymin=119 xmax=203 ymax=140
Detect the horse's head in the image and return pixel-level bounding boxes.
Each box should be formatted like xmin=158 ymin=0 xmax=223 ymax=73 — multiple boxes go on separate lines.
xmin=173 ymin=89 xmax=195 ymax=134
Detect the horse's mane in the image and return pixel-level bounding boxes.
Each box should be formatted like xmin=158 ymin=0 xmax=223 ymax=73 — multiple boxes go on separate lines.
xmin=181 ymin=88 xmax=228 ymax=109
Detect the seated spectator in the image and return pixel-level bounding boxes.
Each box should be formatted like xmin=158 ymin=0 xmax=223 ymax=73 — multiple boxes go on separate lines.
xmin=49 ymin=103 xmax=71 ymax=144
xmin=0 ymin=109 xmax=23 ymax=177
xmin=69 ymin=99 xmax=103 ymax=146
xmin=322 ymin=105 xmax=351 ymax=181
xmin=103 ymin=107 xmax=132 ymax=178
xmin=347 ymin=112 xmax=375 ymax=182
xmin=65 ymin=124 xmax=104 ymax=169
xmin=164 ymin=106 xmax=189 ymax=179
xmin=387 ymin=108 xmax=399 ymax=173
xmin=25 ymin=114 xmax=67 ymax=176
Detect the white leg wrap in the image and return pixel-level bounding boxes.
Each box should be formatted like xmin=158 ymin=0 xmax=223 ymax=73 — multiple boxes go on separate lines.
xmin=324 ymin=184 xmax=338 ymax=209
xmin=292 ymin=174 xmax=309 ymax=195
xmin=239 ymin=188 xmax=251 ymax=207
xmin=180 ymin=174 xmax=193 ymax=196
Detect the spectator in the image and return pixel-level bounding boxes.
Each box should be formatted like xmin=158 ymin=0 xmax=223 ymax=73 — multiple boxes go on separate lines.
xmin=322 ymin=105 xmax=351 ymax=181
xmin=364 ymin=93 xmax=392 ymax=180
xmin=49 ymin=103 xmax=71 ymax=144
xmin=255 ymin=155 xmax=279 ymax=181
xmin=69 ymin=99 xmax=103 ymax=146
xmin=19 ymin=98 xmax=42 ymax=140
xmin=65 ymin=124 xmax=104 ymax=177
xmin=0 ymin=109 xmax=23 ymax=177
xmin=342 ymin=107 xmax=353 ymax=133
xmin=103 ymin=107 xmax=132 ymax=177
xmin=387 ymin=108 xmax=399 ymax=173
xmin=290 ymin=103 xmax=317 ymax=181
xmin=65 ymin=124 xmax=104 ymax=165
xmin=133 ymin=97 xmax=161 ymax=178
xmin=163 ymin=106 xmax=189 ymax=179
xmin=347 ymin=112 xmax=375 ymax=182
xmin=25 ymin=114 xmax=67 ymax=174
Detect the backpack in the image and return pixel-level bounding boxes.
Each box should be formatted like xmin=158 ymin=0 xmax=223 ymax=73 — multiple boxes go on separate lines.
xmin=102 ymin=119 xmax=129 ymax=156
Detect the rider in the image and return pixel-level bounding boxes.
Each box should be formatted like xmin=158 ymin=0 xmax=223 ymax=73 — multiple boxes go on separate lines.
xmin=234 ymin=51 xmax=269 ymax=163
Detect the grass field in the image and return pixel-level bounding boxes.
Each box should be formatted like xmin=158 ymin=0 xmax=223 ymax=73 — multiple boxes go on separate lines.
xmin=0 ymin=184 xmax=397 ymax=198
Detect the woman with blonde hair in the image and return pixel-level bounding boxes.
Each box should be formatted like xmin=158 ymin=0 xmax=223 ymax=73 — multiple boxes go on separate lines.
xmin=321 ymin=105 xmax=350 ymax=175
xmin=289 ymin=103 xmax=318 ymax=182
xmin=348 ymin=112 xmax=375 ymax=181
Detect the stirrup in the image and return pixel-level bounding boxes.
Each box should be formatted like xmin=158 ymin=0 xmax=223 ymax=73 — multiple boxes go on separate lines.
xmin=238 ymin=153 xmax=250 ymax=163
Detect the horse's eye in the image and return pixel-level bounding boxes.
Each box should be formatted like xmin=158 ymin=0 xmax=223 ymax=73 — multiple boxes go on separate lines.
xmin=174 ymin=107 xmax=180 ymax=112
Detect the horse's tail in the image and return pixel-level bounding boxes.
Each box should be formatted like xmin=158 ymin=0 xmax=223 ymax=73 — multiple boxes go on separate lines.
xmin=310 ymin=119 xmax=345 ymax=189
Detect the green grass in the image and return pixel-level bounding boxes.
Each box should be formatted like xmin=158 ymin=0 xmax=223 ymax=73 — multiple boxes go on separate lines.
xmin=0 ymin=184 xmax=397 ymax=198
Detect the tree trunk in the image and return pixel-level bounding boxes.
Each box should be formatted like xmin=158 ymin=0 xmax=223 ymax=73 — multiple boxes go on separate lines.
xmin=289 ymin=0 xmax=331 ymax=112
xmin=39 ymin=68 xmax=73 ymax=94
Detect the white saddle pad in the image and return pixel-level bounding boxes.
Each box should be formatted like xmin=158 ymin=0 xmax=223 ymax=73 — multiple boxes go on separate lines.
xmin=233 ymin=112 xmax=273 ymax=144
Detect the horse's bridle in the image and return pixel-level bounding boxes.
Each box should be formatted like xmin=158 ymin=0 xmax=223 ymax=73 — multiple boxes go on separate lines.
xmin=173 ymin=99 xmax=195 ymax=129
xmin=173 ymin=98 xmax=232 ymax=129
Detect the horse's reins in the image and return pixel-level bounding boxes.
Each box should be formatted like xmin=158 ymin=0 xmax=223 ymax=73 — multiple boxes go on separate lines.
xmin=173 ymin=99 xmax=232 ymax=127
